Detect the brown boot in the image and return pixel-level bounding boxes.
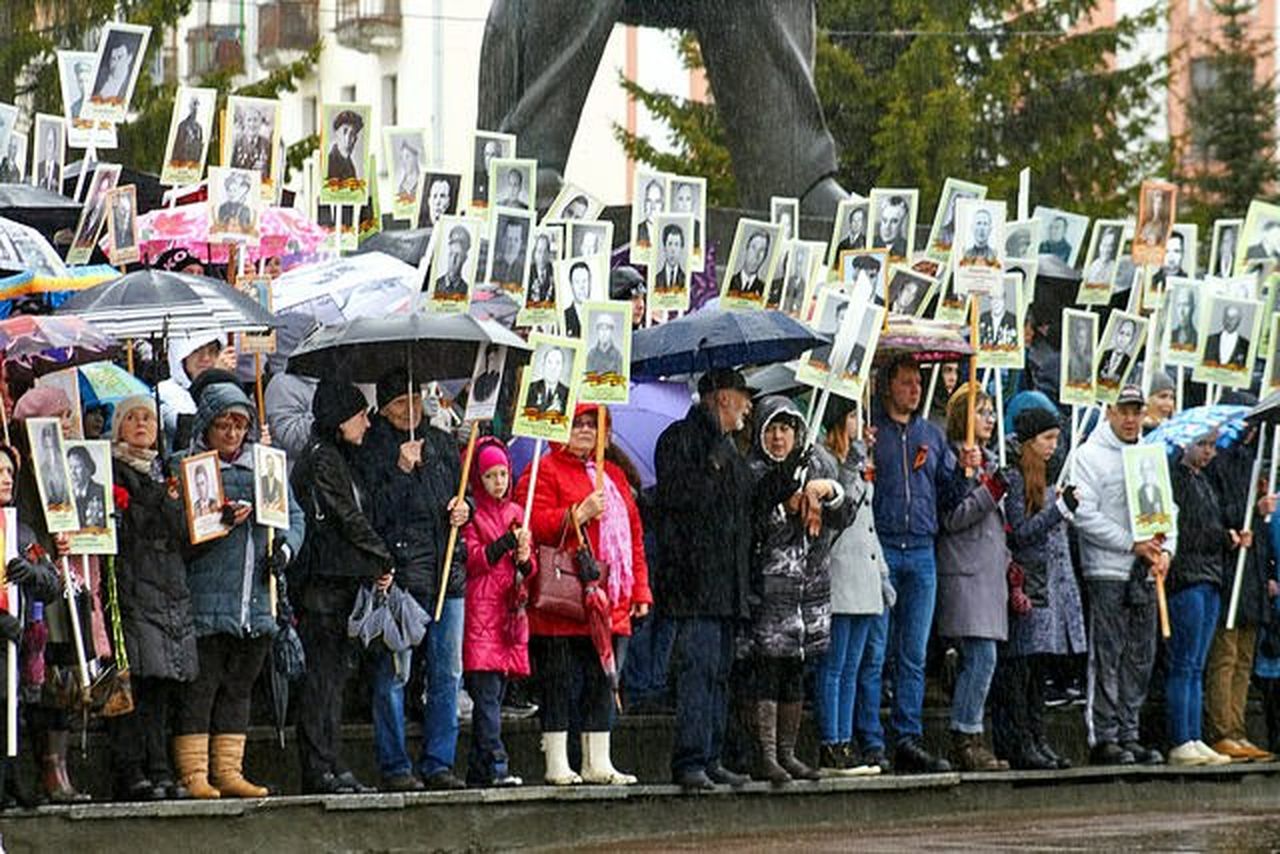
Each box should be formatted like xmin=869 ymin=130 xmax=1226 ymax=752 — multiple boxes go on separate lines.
xmin=173 ymin=734 xmax=221 ymax=799
xmin=210 ymin=734 xmax=269 ymax=798
xmin=42 ymin=730 xmax=90 ymax=803
xmin=950 ymin=731 xmax=1009 ymax=772
xmin=753 ymin=701 xmax=791 ymax=785
xmin=776 ymin=702 xmax=821 ymax=781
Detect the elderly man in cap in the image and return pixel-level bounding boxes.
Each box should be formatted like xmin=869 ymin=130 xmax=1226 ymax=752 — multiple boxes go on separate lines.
xmin=355 ymin=367 xmax=471 ymax=791
xmin=584 ymin=312 xmax=624 ymax=377
xmin=655 ymin=368 xmax=772 ymax=790
xmin=435 ymin=226 xmax=472 ymax=297
xmin=1074 ymin=383 xmax=1174 ymax=766
xmin=327 ymin=110 xmax=363 ymax=181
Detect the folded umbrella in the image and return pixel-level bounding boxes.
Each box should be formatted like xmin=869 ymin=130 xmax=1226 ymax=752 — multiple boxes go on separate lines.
xmin=583 ymin=583 xmax=618 ymax=692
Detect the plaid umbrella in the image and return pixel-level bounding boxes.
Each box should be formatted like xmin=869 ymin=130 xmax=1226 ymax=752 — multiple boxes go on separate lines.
xmin=1142 ymin=404 xmax=1251 ymax=453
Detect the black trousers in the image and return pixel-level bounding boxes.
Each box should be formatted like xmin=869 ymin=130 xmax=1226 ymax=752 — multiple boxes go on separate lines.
xmin=477 ymin=0 xmax=837 ymax=208
xmin=465 ymin=670 xmax=510 ymax=784
xmin=108 ymin=676 xmax=181 ymax=785
xmin=176 ymin=634 xmax=270 ymax=735
xmin=532 ymin=636 xmax=612 ymax=733
xmin=296 ymin=611 xmax=356 ymax=784
xmin=754 ymin=655 xmax=804 ymax=703
xmin=991 ymin=652 xmax=1046 ymax=760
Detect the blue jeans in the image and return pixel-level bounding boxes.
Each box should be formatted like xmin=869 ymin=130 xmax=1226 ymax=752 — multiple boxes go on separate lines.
xmin=950 ymin=637 xmax=997 ymax=734
xmin=1166 ymin=583 xmax=1220 ymax=746
xmin=882 ymin=543 xmax=937 ymax=744
xmin=670 ymin=617 xmax=734 ymax=777
xmin=464 ymin=670 xmax=509 ymax=784
xmin=817 ymin=614 xmax=875 ymax=744
xmin=855 ymin=610 xmax=888 ymax=751
xmin=370 ymin=594 xmax=464 ymax=778
xmin=622 ymin=609 xmax=675 ymax=707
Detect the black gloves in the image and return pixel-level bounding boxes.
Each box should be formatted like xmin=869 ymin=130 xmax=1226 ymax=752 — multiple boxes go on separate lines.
xmin=220 ymin=504 xmax=238 ymax=528
xmin=574 ymin=547 xmax=601 ymax=583
xmin=1061 ymin=485 xmax=1079 ymax=513
xmin=267 ymin=545 xmax=292 ymax=576
xmin=485 ymin=531 xmax=518 ymax=567
xmin=0 ymin=612 xmax=21 ymax=643
xmin=5 ymin=557 xmax=33 ymax=586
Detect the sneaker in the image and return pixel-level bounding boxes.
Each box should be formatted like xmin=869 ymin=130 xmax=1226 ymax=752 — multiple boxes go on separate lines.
xmin=500 ymin=700 xmax=539 ymax=720
xmin=1193 ymin=741 xmax=1232 ymax=766
xmin=1168 ymin=741 xmax=1210 ymax=766
xmin=1089 ymin=742 xmax=1135 ymax=766
xmin=894 ymin=739 xmax=951 ymax=773
xmin=380 ymin=773 xmax=425 ymax=792
xmin=818 ymin=743 xmax=848 ymax=775
xmin=861 ymin=747 xmax=892 ymax=773
xmin=1120 ymin=741 xmax=1163 ymax=765
xmin=839 ymin=743 xmax=881 ymax=776
xmin=423 ymin=770 xmax=467 ymax=790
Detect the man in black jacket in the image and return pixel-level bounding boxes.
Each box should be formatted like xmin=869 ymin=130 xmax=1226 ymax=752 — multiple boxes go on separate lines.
xmin=653 ymin=368 xmax=761 ymax=791
xmin=356 ymin=368 xmax=470 ymax=791
xmin=291 ymin=380 xmax=390 ymax=795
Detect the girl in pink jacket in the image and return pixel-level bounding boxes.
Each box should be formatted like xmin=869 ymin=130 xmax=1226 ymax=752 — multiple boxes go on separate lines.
xmin=463 ymin=437 xmax=535 ymax=787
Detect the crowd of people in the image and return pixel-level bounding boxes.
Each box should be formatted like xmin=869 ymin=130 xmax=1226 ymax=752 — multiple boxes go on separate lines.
xmin=0 ymin=291 xmax=1278 ymax=808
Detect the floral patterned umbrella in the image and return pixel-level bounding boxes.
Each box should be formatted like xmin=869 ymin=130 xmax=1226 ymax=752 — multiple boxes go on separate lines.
xmin=98 ymin=202 xmax=330 ymax=265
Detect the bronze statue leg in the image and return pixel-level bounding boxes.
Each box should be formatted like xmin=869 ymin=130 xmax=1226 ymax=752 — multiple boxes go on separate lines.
xmin=692 ymin=0 xmax=839 ymax=210
xmin=477 ymin=0 xmax=624 ymax=190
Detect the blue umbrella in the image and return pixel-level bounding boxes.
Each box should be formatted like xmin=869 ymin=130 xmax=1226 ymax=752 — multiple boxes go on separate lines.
xmin=1143 ymin=404 xmax=1251 ymax=453
xmin=630 ymin=306 xmax=828 ymax=379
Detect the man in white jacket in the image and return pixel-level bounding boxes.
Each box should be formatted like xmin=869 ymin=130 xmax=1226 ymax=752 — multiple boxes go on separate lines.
xmin=1073 ymin=384 xmax=1175 ymax=766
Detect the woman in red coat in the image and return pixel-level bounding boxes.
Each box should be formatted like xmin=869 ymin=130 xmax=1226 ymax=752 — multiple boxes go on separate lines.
xmin=514 ymin=403 xmax=652 ymax=785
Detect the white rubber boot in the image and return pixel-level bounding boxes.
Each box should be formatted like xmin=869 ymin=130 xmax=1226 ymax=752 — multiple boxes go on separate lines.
xmin=541 ymin=732 xmax=582 ymax=785
xmin=580 ymin=731 xmax=637 ymax=785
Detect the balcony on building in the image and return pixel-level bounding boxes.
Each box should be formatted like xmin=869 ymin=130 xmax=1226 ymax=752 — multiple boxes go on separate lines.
xmin=187 ymin=24 xmax=244 ymax=78
xmin=258 ymin=0 xmax=320 ymax=68
xmin=334 ymin=0 xmax=402 ymax=52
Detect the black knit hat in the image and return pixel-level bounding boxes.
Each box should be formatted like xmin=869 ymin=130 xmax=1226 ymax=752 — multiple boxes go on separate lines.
xmin=822 ymin=394 xmax=857 ymax=432
xmin=312 ymin=381 xmax=369 ymax=439
xmin=375 ymin=367 xmax=414 ymax=411
xmin=1015 ymin=406 xmax=1060 ymax=443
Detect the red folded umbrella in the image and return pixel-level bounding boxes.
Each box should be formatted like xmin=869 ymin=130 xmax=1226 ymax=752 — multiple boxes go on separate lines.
xmin=583 ymin=583 xmax=617 ymax=692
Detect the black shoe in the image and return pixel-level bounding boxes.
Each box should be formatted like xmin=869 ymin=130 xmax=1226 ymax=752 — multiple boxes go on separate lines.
xmin=1121 ymin=741 xmax=1163 ymax=765
xmin=500 ymin=700 xmax=539 ymax=721
xmin=1090 ymin=742 xmax=1136 ymax=766
xmin=305 ymin=772 xmax=354 ymax=795
xmin=1034 ymin=739 xmax=1072 ymax=770
xmin=1009 ymin=743 xmax=1056 ymax=771
xmin=818 ymin=743 xmax=847 ymax=773
xmin=894 ymin=739 xmax=952 ymax=773
xmin=1042 ymin=683 xmax=1071 ymax=708
xmin=861 ymin=748 xmax=892 ymax=773
xmin=422 ymin=770 xmax=466 ymax=791
xmin=381 ymin=773 xmax=425 ymax=792
xmin=118 ymin=778 xmax=155 ymax=801
xmin=675 ymin=769 xmax=715 ymax=791
xmin=706 ymin=763 xmax=749 ymax=787
xmin=335 ymin=770 xmax=376 ymax=794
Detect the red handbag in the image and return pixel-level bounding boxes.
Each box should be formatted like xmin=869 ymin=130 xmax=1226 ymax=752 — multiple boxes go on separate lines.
xmin=530 ymin=510 xmax=608 ymax=623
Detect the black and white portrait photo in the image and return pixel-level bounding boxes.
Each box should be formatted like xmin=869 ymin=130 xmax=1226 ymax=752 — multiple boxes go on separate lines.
xmin=253 ymin=444 xmax=289 ymax=530
xmin=1004 ymin=218 xmax=1038 ymax=260
xmin=207 ymin=166 xmax=260 ymax=241
xmin=468 ymin=130 xmax=515 ymax=209
xmin=66 ymin=444 xmax=106 ymax=530
xmin=886 ymin=267 xmax=934 ymax=316
xmin=106 ymin=185 xmax=139 ymax=264
xmin=568 ymin=220 xmax=611 ymax=259
xmin=843 ymin=250 xmax=887 ymax=305
xmin=416 ymin=172 xmax=461 ymax=229
xmin=67 ymin=163 xmax=121 ymax=264
xmin=771 ymin=196 xmax=799 ymax=241
xmin=929 ymin=179 xmax=983 ymax=253
xmin=649 ymin=215 xmax=691 ymax=299
xmin=32 ymin=114 xmax=64 ymax=194
xmin=869 ymin=189 xmax=917 ymax=259
xmin=1096 ymin=313 xmax=1145 ymax=391
xmin=57 ymin=50 xmax=116 ymax=149
xmin=1032 ymin=206 xmax=1089 ymax=267
xmin=669 ymin=176 xmax=706 ymax=268
xmin=227 ymin=96 xmax=279 ymax=192
xmin=546 ymin=182 xmax=603 ymax=222
xmin=584 ymin=307 xmax=626 ymax=378
xmin=426 ymin=218 xmax=482 ymax=310
xmin=0 ymin=132 xmax=26 ymax=183
xmin=84 ymin=23 xmax=150 ymax=122
xmin=1211 ymin=219 xmax=1242 ymax=279
xmin=488 ymin=157 xmax=535 ymax=211
xmin=1060 ymin=309 xmax=1097 ymax=404
xmin=465 ymin=343 xmax=506 ymax=423
xmin=384 ymin=129 xmax=425 ymax=201
xmin=526 ymin=345 xmax=573 ymax=416
xmin=558 ymin=255 xmax=606 ymax=338
xmin=1244 ymin=215 xmax=1280 ymax=266
xmin=160 ymin=86 xmax=215 ymax=186
xmin=1083 ymin=222 xmax=1123 ymax=286
xmin=324 ymin=107 xmax=365 ymax=181
xmin=631 ymin=171 xmax=667 ymax=253
xmin=525 ymin=229 xmax=558 ymax=308
xmin=781 ymin=240 xmax=821 ymax=318
xmin=182 ymin=451 xmax=226 ymax=544
xmin=723 ymin=219 xmax=782 ymax=305
xmin=27 ymin=418 xmax=78 ymax=533
xmin=1200 ymin=296 xmax=1258 ymax=372
xmin=1163 ymin=280 xmax=1201 ymax=366
xmin=487 ymin=209 xmax=534 ymax=294
xmin=977 ymin=275 xmax=1021 ymax=355
xmin=827 ymin=198 xmax=869 ymax=267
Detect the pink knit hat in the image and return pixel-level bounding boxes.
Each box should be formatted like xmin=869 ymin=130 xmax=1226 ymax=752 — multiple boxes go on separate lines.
xmin=13 ymin=386 xmax=71 ymax=421
xmin=476 ymin=441 xmax=509 ymax=478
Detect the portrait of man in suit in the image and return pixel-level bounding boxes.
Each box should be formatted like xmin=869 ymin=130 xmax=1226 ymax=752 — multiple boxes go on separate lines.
xmin=526 ymin=346 xmax=570 ymax=415
xmin=1135 ymin=457 xmax=1165 ymax=519
xmin=489 ymin=217 xmax=529 ymax=288
xmin=563 ymin=260 xmax=594 ymax=338
xmin=728 ymin=230 xmax=772 ymax=298
xmin=1167 ymin=286 xmax=1198 ymax=354
xmin=418 ymin=173 xmax=459 ymax=228
xmin=871 ymin=194 xmax=909 ymax=258
xmin=978 ymin=280 xmax=1018 ymax=350
xmin=434 ymin=225 xmax=473 ymax=297
xmin=526 ymin=232 xmax=555 ymax=306
xmin=654 ymin=222 xmax=687 ymax=291
xmin=1097 ymin=317 xmax=1138 ymax=388
xmin=836 ymin=203 xmax=868 ymax=257
xmin=1065 ymin=315 xmax=1095 ymax=386
xmin=258 ymin=451 xmax=286 ymax=515
xmin=35 ymin=123 xmax=62 ymax=193
xmin=635 ymin=177 xmax=665 ymax=246
xmin=1204 ymin=303 xmax=1251 ymax=369
xmin=172 ymin=96 xmax=206 ymax=164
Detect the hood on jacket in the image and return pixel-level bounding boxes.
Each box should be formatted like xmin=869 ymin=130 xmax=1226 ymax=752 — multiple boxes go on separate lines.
xmin=192 ymin=382 xmax=256 ymax=449
xmin=1085 ymin=418 xmax=1126 ymax=452
xmin=753 ymin=394 xmax=806 ymax=463
xmin=166 ymin=332 xmax=224 ymax=391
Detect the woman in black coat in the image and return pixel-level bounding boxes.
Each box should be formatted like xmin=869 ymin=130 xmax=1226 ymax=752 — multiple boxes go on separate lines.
xmin=107 ymin=395 xmax=198 ymax=800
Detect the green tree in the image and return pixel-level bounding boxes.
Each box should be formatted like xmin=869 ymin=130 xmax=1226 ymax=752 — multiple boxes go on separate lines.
xmin=615 ymin=1 xmax=1167 ymax=219
xmin=1176 ymin=0 xmax=1279 ymax=224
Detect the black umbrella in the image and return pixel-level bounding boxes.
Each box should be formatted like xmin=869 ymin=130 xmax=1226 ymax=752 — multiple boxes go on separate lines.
xmin=286 ymin=312 xmax=529 ymax=383
xmin=0 ymin=183 xmax=82 ymax=234
xmin=630 ymin=307 xmax=828 ymax=379
xmin=56 ymin=269 xmax=277 ymax=338
xmin=1247 ymin=390 xmax=1280 ymax=424
xmin=354 ymin=228 xmax=433 ymax=266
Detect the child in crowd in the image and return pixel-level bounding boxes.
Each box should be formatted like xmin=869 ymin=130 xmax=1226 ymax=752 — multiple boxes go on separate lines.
xmin=462 ymin=437 xmax=534 ymax=787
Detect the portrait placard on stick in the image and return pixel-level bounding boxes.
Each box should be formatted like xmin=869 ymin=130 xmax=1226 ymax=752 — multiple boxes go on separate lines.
xmin=721 ymin=218 xmax=784 ymax=309
xmin=884 ymin=266 xmax=937 ymax=317
xmin=253 ymin=444 xmax=289 ymax=531
xmin=544 ymin=182 xmax=604 ymax=224
xmin=1210 ymin=218 xmax=1243 ymax=279
xmin=1132 ymin=179 xmax=1177 ymax=267
xmin=26 ymin=418 xmax=79 ymax=534
xmin=423 ymin=216 xmax=483 ymax=314
xmin=182 ymin=451 xmax=227 ymax=545
xmin=927 ymin=178 xmax=987 ymax=257
xmin=207 ymin=166 xmax=262 ymax=244
xmin=160 ymin=86 xmax=216 ymax=186
xmin=31 ymin=114 xmax=66 ymax=195
xmin=1122 ymin=444 xmax=1174 ymax=542
xmin=1076 ymin=220 xmax=1126 ymax=306
xmin=779 ymin=239 xmax=824 ymax=320
xmin=976 ymin=274 xmax=1025 ymax=369
xmin=487 ymin=207 xmax=536 ymax=302
xmin=517 ymin=226 xmax=562 ymax=327
xmin=1031 ymin=205 xmax=1090 ymax=268
xmin=669 ymin=175 xmax=707 ymax=273
xmin=318 ymin=103 xmax=371 ymax=205
xmin=629 ymin=170 xmax=670 ymax=264
xmin=557 ymin=253 xmax=609 ymax=338
xmin=826 ymin=195 xmax=869 ymax=269
xmin=868 ymin=188 xmax=919 ymax=261
xmin=56 ymin=50 xmax=116 ymax=150
xmin=1193 ymin=294 xmax=1262 ymax=389
xmin=104 ymin=185 xmax=139 ymax=266
xmin=578 ymin=301 xmax=632 ymax=405
xmin=795 ymin=290 xmax=883 ymax=402
xmin=648 ymin=213 xmax=693 ymax=314
xmin=464 ymin=344 xmax=507 ymax=423
xmin=1095 ymin=310 xmax=1148 ymax=404
xmin=512 ymin=333 xmax=584 ymax=445
xmin=466 ymin=130 xmax=516 ymax=212
xmin=236 ymin=275 xmax=276 ymax=354
xmin=80 ymin=23 xmax=152 ymax=124
xmin=35 ymin=367 xmax=84 ymax=440
xmin=66 ymin=163 xmax=121 ymax=265
xmin=383 ymin=127 xmax=427 ymax=221
xmin=224 ymin=96 xmax=282 ymax=201
xmin=65 ymin=440 xmax=115 ymax=555
xmin=1059 ymin=309 xmax=1097 ymax=407
xmin=952 ymin=197 xmax=1005 ymax=299
xmin=417 ymin=171 xmax=461 ymax=229
xmin=486 ymin=157 xmax=536 ymax=216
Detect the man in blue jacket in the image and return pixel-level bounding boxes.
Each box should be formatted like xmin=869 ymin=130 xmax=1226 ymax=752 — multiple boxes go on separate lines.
xmin=872 ymin=356 xmax=976 ymax=772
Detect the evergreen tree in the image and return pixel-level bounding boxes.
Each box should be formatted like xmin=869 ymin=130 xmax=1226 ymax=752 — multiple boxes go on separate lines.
xmin=1177 ymin=0 xmax=1279 ymax=222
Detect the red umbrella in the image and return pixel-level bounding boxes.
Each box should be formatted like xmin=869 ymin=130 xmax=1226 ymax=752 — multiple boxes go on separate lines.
xmin=583 ymin=583 xmax=618 ymax=694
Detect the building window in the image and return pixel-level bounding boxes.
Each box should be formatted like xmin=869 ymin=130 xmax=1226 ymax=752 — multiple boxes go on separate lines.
xmin=382 ymin=74 xmax=397 ymax=126
xmin=340 ymin=84 xmax=356 ymax=102
xmin=302 ymin=96 xmax=317 ymax=138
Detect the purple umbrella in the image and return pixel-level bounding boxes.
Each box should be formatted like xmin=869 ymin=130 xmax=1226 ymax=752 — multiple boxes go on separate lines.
xmin=509 ymin=380 xmax=692 ymax=489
